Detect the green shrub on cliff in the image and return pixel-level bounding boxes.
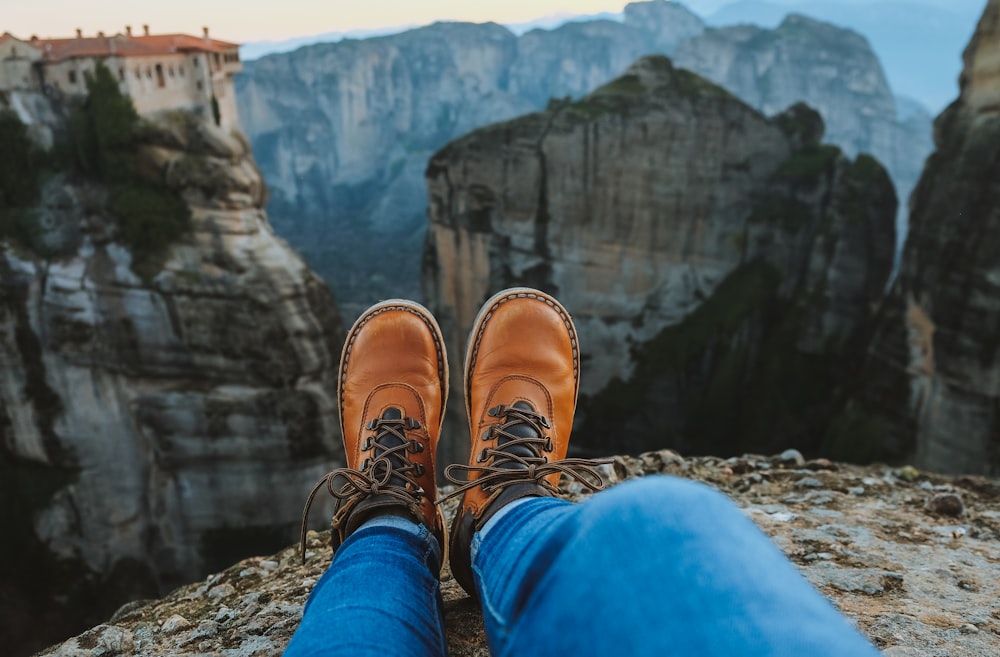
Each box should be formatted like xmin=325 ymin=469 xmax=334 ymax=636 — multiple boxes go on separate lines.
xmin=775 ymin=144 xmax=841 ymax=186
xmin=0 ymin=110 xmax=44 ymax=245
xmin=70 ymin=62 xmax=137 ymax=181
xmin=68 ymin=61 xmax=190 ymax=277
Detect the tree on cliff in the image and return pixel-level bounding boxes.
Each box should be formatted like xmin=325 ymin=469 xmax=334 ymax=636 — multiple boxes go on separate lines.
xmin=0 ymin=110 xmax=43 ymax=244
xmin=69 ymin=60 xmax=191 ymax=277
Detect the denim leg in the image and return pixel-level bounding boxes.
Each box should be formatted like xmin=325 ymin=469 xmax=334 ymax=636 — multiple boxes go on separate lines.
xmin=284 ymin=516 xmax=447 ymax=657
xmin=472 ymin=476 xmax=881 ymax=657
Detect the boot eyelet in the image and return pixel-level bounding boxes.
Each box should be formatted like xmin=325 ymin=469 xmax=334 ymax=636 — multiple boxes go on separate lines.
xmin=545 ymin=437 xmax=554 ymax=452
xmin=477 ymin=449 xmax=488 ymax=463
xmin=361 ymin=458 xmax=371 ymax=470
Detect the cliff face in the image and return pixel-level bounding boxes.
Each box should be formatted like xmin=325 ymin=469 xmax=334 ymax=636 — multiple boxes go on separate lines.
xmin=859 ymin=0 xmax=1000 ymax=475
xmin=673 ymin=14 xmax=932 ymax=236
xmin=235 ymin=0 xmax=923 ymax=315
xmin=36 ymin=453 xmax=1000 ymax=657
xmin=236 ymin=22 xmax=532 ymax=316
xmin=423 ymin=57 xmax=896 ymax=468
xmin=0 ymin=99 xmax=345 ymax=654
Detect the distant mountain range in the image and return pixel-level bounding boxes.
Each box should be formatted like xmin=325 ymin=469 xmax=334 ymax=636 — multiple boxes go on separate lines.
xmin=241 ymin=0 xmax=987 ymax=114
xmin=703 ymin=0 xmax=987 ymax=112
xmin=236 ymin=1 xmax=931 ymax=317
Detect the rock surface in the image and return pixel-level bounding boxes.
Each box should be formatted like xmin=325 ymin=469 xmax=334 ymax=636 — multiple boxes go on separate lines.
xmin=235 ymin=0 xmax=925 ymax=316
xmin=673 ymin=14 xmax=933 ymax=243
xmin=0 ymin=102 xmax=345 ymax=654
xmin=423 ymin=56 xmax=896 ymax=467
xmin=856 ymin=0 xmax=1000 ymax=475
xmin=36 ymin=452 xmax=1000 ymax=657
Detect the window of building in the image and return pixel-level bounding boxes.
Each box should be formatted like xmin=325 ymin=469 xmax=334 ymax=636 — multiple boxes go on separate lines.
xmin=213 ymin=53 xmax=220 ymax=69
xmin=155 ymin=63 xmax=165 ymax=88
xmin=179 ymin=66 xmax=185 ymax=76
xmin=135 ymin=67 xmax=141 ymax=79
xmin=146 ymin=68 xmax=152 ymax=79
xmin=168 ymin=65 xmax=174 ymax=77
xmin=118 ymin=68 xmax=125 ymax=82
xmin=68 ymin=70 xmax=77 ymax=84
xmin=192 ymin=57 xmax=199 ymax=66
xmin=196 ymin=80 xmax=203 ymax=91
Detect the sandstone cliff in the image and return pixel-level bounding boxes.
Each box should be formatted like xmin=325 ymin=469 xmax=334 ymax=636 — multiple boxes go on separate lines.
xmin=235 ymin=0 xmax=924 ymax=315
xmin=673 ymin=14 xmax=932 ymax=243
xmin=0 ymin=98 xmax=345 ymax=654
xmin=424 ymin=56 xmax=896 ymax=468
xmin=857 ymin=0 xmax=1000 ymax=475
xmin=36 ymin=452 xmax=1000 ymax=657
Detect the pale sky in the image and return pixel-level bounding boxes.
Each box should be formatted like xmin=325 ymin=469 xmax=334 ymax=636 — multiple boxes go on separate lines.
xmin=6 ymin=0 xmax=634 ymax=42
xmin=5 ymin=0 xmax=986 ymax=43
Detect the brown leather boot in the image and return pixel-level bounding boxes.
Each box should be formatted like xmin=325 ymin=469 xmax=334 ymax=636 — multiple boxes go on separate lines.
xmin=300 ymin=300 xmax=448 ymax=561
xmin=443 ymin=288 xmax=610 ymax=598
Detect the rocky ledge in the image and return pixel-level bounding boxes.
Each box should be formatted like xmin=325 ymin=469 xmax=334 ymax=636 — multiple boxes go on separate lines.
xmin=38 ymin=452 xmax=1000 ymax=657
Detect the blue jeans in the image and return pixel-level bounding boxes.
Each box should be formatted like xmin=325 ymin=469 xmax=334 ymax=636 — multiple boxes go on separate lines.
xmin=284 ymin=477 xmax=880 ymax=656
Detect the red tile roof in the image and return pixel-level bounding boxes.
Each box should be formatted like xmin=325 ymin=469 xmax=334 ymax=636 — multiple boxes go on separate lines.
xmin=24 ymin=32 xmax=239 ymax=63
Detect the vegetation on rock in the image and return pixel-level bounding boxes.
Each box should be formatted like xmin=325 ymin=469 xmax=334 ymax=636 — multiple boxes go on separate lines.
xmin=0 ymin=110 xmax=45 ymax=247
xmin=65 ymin=61 xmax=191 ymax=278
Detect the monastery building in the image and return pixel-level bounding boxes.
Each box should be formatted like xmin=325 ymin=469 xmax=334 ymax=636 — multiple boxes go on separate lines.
xmin=0 ymin=26 xmax=242 ymax=131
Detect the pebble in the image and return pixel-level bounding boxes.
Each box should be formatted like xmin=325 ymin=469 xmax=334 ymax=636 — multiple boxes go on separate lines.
xmin=805 ymin=458 xmax=837 ymax=471
xmin=260 ymin=560 xmax=279 ymax=571
xmin=796 ymin=477 xmax=823 ymax=489
xmin=187 ymin=620 xmax=219 ymax=641
xmin=76 ymin=625 xmax=135 ymax=653
xmin=770 ymin=511 xmax=797 ymax=522
xmin=208 ymin=583 xmax=236 ymax=600
xmin=926 ymin=492 xmax=964 ymax=517
xmin=214 ymin=606 xmax=236 ymax=622
xmin=848 ymin=486 xmax=865 ymax=496
xmin=777 ymin=449 xmax=805 ymax=467
xmin=161 ymin=615 xmax=192 ymax=634
xmin=882 ymin=647 xmax=924 ymax=657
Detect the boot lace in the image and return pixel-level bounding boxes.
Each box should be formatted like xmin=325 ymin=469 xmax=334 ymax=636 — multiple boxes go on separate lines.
xmin=439 ymin=404 xmax=611 ymax=502
xmin=299 ymin=415 xmax=426 ymax=561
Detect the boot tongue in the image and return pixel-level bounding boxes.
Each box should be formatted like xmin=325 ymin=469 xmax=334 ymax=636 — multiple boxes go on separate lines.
xmin=497 ymin=401 xmax=542 ymax=469
xmin=373 ymin=407 xmax=408 ymax=486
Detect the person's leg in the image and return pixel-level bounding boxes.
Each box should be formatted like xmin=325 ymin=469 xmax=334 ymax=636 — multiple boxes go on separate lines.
xmin=285 ymin=516 xmax=446 ymax=657
xmin=289 ymin=300 xmax=450 ymax=656
xmin=472 ymin=475 xmax=882 ymax=657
